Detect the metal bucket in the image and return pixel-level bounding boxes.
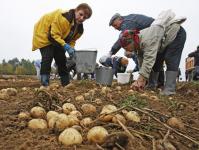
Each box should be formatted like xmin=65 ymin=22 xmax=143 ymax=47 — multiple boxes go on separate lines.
xmin=75 ymin=50 xmax=97 ymax=73
xmin=96 ymin=67 xmax=113 ymax=86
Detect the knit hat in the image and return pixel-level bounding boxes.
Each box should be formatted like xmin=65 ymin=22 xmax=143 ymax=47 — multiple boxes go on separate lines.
xmin=119 ymin=29 xmax=140 ymax=48
xmin=109 ymin=13 xmax=121 ymax=26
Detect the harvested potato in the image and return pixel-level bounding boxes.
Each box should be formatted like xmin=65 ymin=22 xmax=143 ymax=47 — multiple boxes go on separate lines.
xmin=81 ymin=104 xmax=96 ymax=115
xmin=80 ymin=117 xmax=93 ymax=127
xmin=6 ymin=88 xmax=17 ymax=96
xmin=94 ymin=98 xmax=102 ymax=105
xmin=116 ymin=86 xmax=122 ymax=91
xmin=28 ymin=119 xmax=47 ymax=129
xmin=84 ymin=92 xmax=90 ymax=99
xmin=30 ymin=106 xmax=46 ymax=118
xmin=69 ymin=110 xmax=82 ymax=119
xmin=68 ymin=115 xmax=80 ymax=126
xmin=112 ymin=114 xmax=126 ymax=125
xmin=100 ymin=105 xmax=117 ymax=122
xmin=54 ymin=114 xmax=70 ymax=130
xmin=18 ymin=112 xmax=30 ymax=120
xmin=167 ymin=117 xmax=184 ymax=129
xmin=46 ymin=111 xmax=59 ymax=121
xmin=62 ymin=103 xmax=76 ymax=114
xmin=125 ymin=111 xmax=140 ymax=122
xmin=59 ymin=128 xmax=82 ymax=146
xmin=75 ymin=95 xmax=85 ymax=103
xmin=87 ymin=126 xmax=108 ymax=144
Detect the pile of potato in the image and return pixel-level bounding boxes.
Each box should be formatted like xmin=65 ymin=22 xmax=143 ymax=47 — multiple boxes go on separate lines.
xmin=17 ymin=86 xmax=143 ymax=147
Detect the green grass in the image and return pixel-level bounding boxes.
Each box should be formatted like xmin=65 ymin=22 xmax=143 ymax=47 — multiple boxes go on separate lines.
xmin=120 ymin=95 xmax=148 ymax=108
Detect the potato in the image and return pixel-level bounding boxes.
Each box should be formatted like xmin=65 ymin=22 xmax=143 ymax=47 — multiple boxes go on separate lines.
xmin=100 ymin=105 xmax=117 ymax=122
xmin=6 ymin=88 xmax=17 ymax=96
xmin=88 ymin=89 xmax=95 ymax=97
xmin=46 ymin=111 xmax=59 ymax=121
xmin=116 ymin=86 xmax=122 ymax=91
xmin=69 ymin=110 xmax=82 ymax=119
xmin=84 ymin=92 xmax=91 ymax=99
xmin=30 ymin=106 xmax=46 ymax=118
xmin=87 ymin=126 xmax=108 ymax=144
xmin=62 ymin=103 xmax=76 ymax=114
xmin=149 ymin=95 xmax=159 ymax=101
xmin=28 ymin=119 xmax=47 ymax=129
xmin=55 ymin=114 xmax=70 ymax=130
xmin=112 ymin=114 xmax=126 ymax=125
xmin=75 ymin=95 xmax=85 ymax=103
xmin=81 ymin=104 xmax=96 ymax=115
xmin=0 ymin=93 xmax=9 ymax=100
xmin=94 ymin=98 xmax=102 ymax=105
xmin=22 ymin=87 xmax=28 ymax=91
xmin=101 ymin=87 xmax=110 ymax=95
xmin=80 ymin=117 xmax=93 ymax=127
xmin=59 ymin=128 xmax=83 ymax=146
xmin=18 ymin=112 xmax=30 ymax=120
xmin=167 ymin=117 xmax=184 ymax=129
xmin=48 ymin=116 xmax=58 ymax=129
xmin=128 ymin=90 xmax=134 ymax=95
xmin=125 ymin=111 xmax=140 ymax=122
xmin=68 ymin=115 xmax=80 ymax=126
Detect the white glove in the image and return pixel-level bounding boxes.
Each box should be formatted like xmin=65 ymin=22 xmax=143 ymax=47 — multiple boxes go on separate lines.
xmin=99 ymin=55 xmax=110 ymax=64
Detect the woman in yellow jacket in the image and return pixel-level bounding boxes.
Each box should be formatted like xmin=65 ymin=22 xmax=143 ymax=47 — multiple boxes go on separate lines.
xmin=32 ymin=3 xmax=92 ymax=86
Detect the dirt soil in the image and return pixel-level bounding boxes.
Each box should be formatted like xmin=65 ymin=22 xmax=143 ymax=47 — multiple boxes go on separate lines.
xmin=0 ymin=75 xmax=198 ymax=150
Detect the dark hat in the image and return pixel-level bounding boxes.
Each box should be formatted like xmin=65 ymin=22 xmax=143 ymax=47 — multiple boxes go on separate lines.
xmin=109 ymin=13 xmax=121 ymax=26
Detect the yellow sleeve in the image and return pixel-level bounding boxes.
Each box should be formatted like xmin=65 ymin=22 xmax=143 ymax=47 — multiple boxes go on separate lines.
xmin=50 ymin=12 xmax=70 ymax=47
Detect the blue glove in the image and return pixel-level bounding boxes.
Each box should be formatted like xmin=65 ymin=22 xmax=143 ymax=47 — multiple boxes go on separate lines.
xmin=63 ymin=44 xmax=75 ymax=57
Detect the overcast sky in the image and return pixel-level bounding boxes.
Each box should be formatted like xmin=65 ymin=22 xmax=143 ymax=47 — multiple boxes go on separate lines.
xmin=1 ymin=0 xmax=199 ymax=78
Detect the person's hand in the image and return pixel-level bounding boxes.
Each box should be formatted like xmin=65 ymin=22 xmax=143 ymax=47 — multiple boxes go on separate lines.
xmin=63 ymin=44 xmax=75 ymax=57
xmin=131 ymin=75 xmax=146 ymax=91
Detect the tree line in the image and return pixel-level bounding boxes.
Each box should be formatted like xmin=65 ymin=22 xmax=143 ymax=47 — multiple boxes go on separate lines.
xmin=0 ymin=58 xmax=36 ymax=75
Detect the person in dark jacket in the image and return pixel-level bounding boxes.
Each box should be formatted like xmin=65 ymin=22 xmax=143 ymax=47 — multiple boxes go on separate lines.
xmin=118 ymin=10 xmax=186 ymax=95
xmin=108 ymin=13 xmax=154 ymax=72
xmin=99 ymin=55 xmax=129 ymax=77
xmin=188 ymin=45 xmax=199 ymax=80
xmin=32 ymin=3 xmax=92 ymax=86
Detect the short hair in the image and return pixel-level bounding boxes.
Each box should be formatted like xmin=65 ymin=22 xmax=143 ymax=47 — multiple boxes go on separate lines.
xmin=76 ymin=3 xmax=92 ymax=19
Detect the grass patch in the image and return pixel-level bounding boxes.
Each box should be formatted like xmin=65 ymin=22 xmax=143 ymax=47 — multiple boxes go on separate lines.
xmin=77 ymin=80 xmax=93 ymax=87
xmin=120 ymin=95 xmax=148 ymax=108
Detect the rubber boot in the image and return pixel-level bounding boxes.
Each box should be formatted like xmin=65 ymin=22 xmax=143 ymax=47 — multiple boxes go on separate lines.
xmin=41 ymin=74 xmax=50 ymax=86
xmin=146 ymin=72 xmax=159 ymax=90
xmin=60 ymin=73 xmax=70 ymax=86
xmin=160 ymin=71 xmax=178 ymax=96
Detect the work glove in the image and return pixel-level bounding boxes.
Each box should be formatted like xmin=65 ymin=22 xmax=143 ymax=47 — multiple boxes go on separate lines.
xmin=63 ymin=44 xmax=75 ymax=58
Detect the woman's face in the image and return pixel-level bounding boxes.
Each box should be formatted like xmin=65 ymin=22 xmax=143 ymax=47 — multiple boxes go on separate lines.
xmin=75 ymin=9 xmax=88 ymax=24
xmin=124 ymin=42 xmax=135 ymax=52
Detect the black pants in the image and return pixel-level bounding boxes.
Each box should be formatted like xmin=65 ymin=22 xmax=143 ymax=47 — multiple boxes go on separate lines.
xmin=153 ymin=27 xmax=186 ymax=72
xmin=40 ymin=45 xmax=68 ymax=76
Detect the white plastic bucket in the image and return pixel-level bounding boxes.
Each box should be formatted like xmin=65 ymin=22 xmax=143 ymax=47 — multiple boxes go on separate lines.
xmin=117 ymin=73 xmax=131 ymax=84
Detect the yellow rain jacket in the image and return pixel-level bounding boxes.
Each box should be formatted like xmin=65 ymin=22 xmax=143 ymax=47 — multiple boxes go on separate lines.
xmin=32 ymin=9 xmax=83 ymax=51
